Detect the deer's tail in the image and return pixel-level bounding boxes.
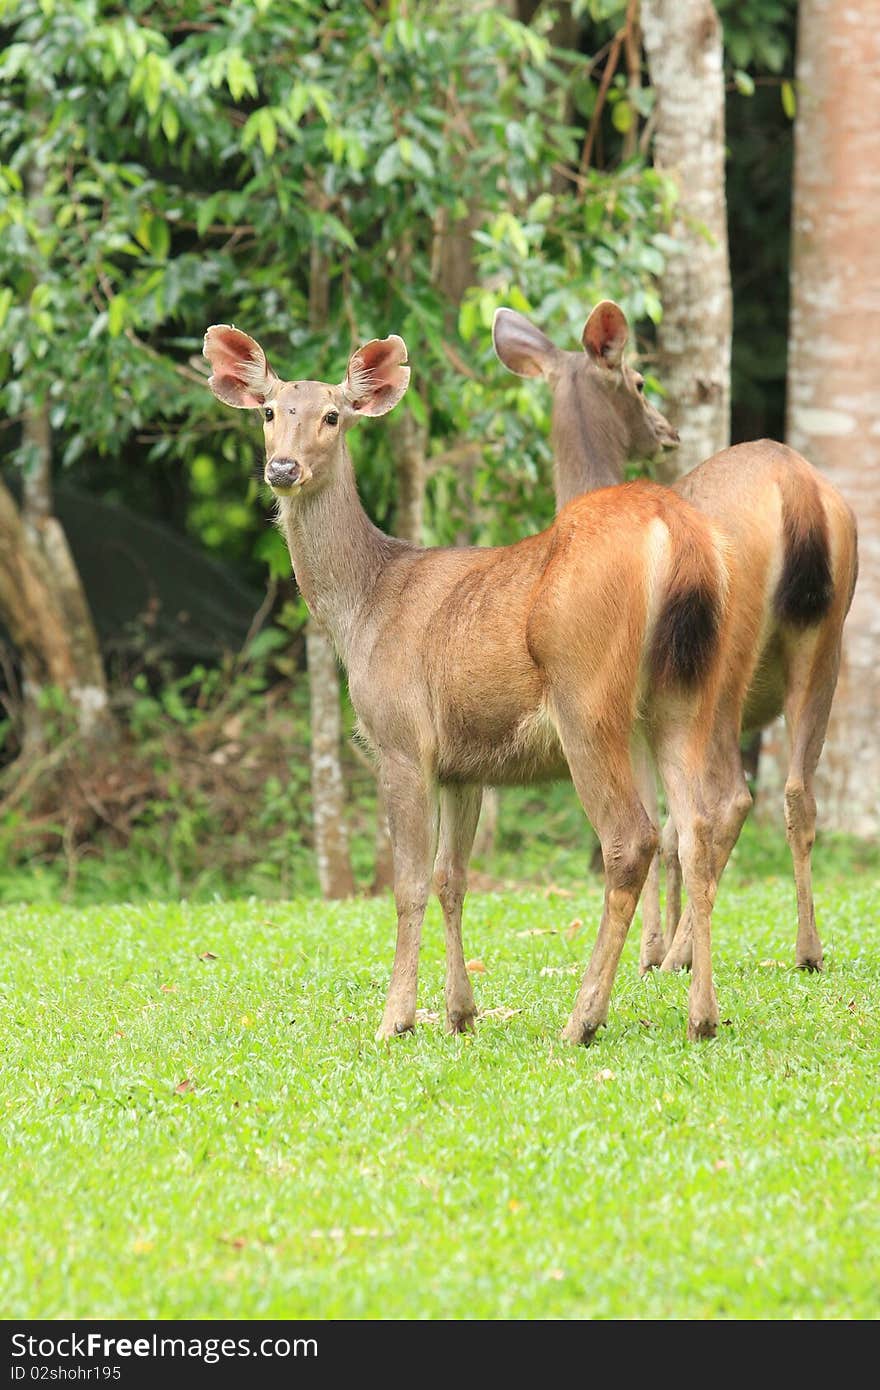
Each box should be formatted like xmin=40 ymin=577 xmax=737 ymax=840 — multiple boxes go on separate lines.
xmin=650 ymin=504 xmax=727 ymax=692
xmin=774 ymin=469 xmax=834 ymax=628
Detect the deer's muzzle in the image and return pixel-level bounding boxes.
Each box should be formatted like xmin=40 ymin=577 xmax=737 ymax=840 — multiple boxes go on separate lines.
xmin=266 ymin=458 xmax=302 ymax=491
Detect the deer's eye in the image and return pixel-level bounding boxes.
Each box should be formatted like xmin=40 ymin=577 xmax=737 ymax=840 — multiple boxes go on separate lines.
xmin=324 ymin=410 xmax=339 ymax=427
xmin=264 ymin=407 xmax=274 ymax=422
xmin=635 ymin=378 xmax=645 ymax=394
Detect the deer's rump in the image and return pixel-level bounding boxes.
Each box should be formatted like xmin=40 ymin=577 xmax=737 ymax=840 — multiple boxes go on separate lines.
xmin=674 ymin=440 xmax=858 ymax=733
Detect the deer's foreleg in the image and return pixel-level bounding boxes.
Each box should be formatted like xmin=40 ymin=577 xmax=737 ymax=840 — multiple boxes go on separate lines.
xmin=376 ymin=757 xmax=439 ymax=1040
xmin=433 ymin=784 xmax=483 ymax=1033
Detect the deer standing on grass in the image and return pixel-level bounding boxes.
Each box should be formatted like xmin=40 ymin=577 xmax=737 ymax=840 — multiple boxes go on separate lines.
xmin=494 ymin=302 xmax=858 ymax=974
xmin=204 ymin=323 xmax=745 ymax=1044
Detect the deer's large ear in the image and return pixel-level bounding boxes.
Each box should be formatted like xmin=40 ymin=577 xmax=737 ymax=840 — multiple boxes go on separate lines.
xmin=582 ymin=301 xmax=628 ymax=369
xmin=203 ymin=325 xmax=279 ymax=408
xmin=492 ymin=308 xmax=558 ymax=379
xmin=342 ymin=335 xmax=410 ymax=417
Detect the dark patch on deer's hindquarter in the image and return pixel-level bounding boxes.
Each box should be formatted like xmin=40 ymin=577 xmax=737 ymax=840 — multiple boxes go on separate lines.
xmin=776 ymin=516 xmax=834 ymax=627
xmin=651 ymin=583 xmax=720 ymax=689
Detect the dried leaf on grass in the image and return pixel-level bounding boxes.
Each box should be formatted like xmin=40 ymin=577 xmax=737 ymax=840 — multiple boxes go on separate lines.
xmin=174 ymin=1078 xmax=195 ymax=1095
xmin=466 ymin=959 xmax=486 ymax=973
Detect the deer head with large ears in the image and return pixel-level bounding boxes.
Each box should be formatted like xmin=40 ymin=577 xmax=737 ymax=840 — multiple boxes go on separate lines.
xmin=493 ymin=302 xmax=679 ymax=491
xmin=203 ymin=326 xmax=411 ymax=496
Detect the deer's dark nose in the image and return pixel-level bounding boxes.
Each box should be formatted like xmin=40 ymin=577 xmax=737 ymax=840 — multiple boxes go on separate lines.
xmin=266 ymin=458 xmax=301 ymax=489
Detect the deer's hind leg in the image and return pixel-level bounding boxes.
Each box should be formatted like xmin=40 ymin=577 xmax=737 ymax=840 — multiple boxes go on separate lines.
xmin=782 ymin=632 xmax=841 ymax=972
xmin=661 ymin=709 xmax=752 ymax=975
xmin=434 ymin=784 xmax=483 ymax=1033
xmin=654 ymin=716 xmax=750 ymax=1036
xmin=552 ymin=706 xmax=658 ymax=1044
xmin=635 ymin=744 xmax=668 ymax=976
xmin=376 ymin=756 xmax=440 ymax=1040
xmin=661 ymin=816 xmax=682 ymax=956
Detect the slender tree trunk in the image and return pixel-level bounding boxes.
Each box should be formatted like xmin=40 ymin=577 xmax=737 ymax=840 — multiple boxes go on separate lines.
xmin=641 ymin=0 xmax=732 ymax=479
xmin=388 ymin=407 xmax=428 ymax=546
xmin=306 ymin=620 xmax=356 ymax=898
xmin=780 ymin=0 xmax=880 ymax=835
xmin=306 ymin=232 xmax=355 ymax=896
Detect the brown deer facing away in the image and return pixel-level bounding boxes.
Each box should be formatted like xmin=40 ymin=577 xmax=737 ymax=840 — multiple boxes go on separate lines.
xmin=204 ymin=323 xmax=745 ymax=1044
xmin=494 ymin=302 xmax=858 ymax=974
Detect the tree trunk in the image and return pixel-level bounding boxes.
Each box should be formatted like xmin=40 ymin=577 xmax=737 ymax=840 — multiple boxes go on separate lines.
xmin=641 ymin=0 xmax=732 ymax=480
xmin=388 ymin=407 xmax=428 ymax=546
xmin=306 ymin=620 xmax=356 ymax=898
xmin=780 ymin=0 xmax=880 ymax=835
xmin=304 ymin=233 xmax=356 ymax=895
xmin=0 ymin=428 xmax=114 ymax=757
xmin=0 ymin=161 xmax=116 ymax=757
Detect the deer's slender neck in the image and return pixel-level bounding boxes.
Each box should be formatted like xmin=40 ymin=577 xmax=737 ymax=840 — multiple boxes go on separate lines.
xmin=278 ymin=448 xmax=404 ymax=664
xmin=550 ymin=365 xmax=627 ymax=509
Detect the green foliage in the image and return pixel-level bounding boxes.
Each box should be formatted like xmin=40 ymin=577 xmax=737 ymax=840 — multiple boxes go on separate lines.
xmin=0 ymin=0 xmax=677 ymax=565
xmin=2 ymin=879 xmax=879 ymax=1317
xmin=717 ymin=0 xmax=797 ymax=79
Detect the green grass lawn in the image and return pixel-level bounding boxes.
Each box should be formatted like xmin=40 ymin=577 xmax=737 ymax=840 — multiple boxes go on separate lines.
xmin=2 ymin=872 xmax=878 ymax=1320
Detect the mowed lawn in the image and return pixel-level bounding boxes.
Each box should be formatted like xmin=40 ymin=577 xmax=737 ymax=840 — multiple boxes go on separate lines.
xmin=2 ymin=874 xmax=878 ymax=1320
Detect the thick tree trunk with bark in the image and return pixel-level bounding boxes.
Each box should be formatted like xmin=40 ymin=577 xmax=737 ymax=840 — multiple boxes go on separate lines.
xmin=779 ymin=0 xmax=880 ymax=835
xmin=0 ymin=415 xmax=114 ymax=756
xmin=0 ymin=160 xmax=116 ymax=757
xmin=641 ymin=0 xmax=732 ymax=480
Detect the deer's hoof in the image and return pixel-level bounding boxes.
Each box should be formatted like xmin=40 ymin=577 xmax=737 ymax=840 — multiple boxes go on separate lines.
xmin=661 ymin=949 xmax=692 ymax=974
xmin=446 ymin=1009 xmax=476 ymax=1035
xmin=561 ymin=1018 xmax=598 ymax=1047
xmin=687 ymin=1017 xmax=718 ymax=1042
xmin=639 ymin=949 xmax=665 ymax=976
xmin=795 ymin=955 xmax=823 ymax=973
xmin=375 ymin=1018 xmax=415 ymax=1041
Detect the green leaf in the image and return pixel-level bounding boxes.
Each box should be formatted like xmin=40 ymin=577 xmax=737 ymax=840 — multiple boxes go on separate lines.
xmin=733 ymin=70 xmax=755 ymax=97
xmin=243 ymin=109 xmax=278 ymax=158
xmin=226 ymin=51 xmax=258 ymax=103
xmin=161 ymin=103 xmax=180 ymax=144
xmin=254 ymin=529 xmax=291 ymax=579
xmin=781 ymin=80 xmax=796 ymax=120
xmin=108 ymin=295 xmax=128 ymax=338
xmin=148 ymin=216 xmax=170 ymax=260
xmin=458 ymin=296 xmax=478 ymax=343
xmin=643 ymin=290 xmax=663 ymax=325
xmin=196 ymin=195 xmax=221 ymax=238
xmin=374 ymin=142 xmax=401 ymax=186
xmin=399 ymin=138 xmax=434 ymax=179
xmin=611 ymin=100 xmax=633 ymax=134
xmin=508 ymin=285 xmax=532 ymax=314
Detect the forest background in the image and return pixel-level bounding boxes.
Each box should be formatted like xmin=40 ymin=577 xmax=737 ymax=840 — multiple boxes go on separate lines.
xmin=1 ymin=0 xmax=877 ymax=904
